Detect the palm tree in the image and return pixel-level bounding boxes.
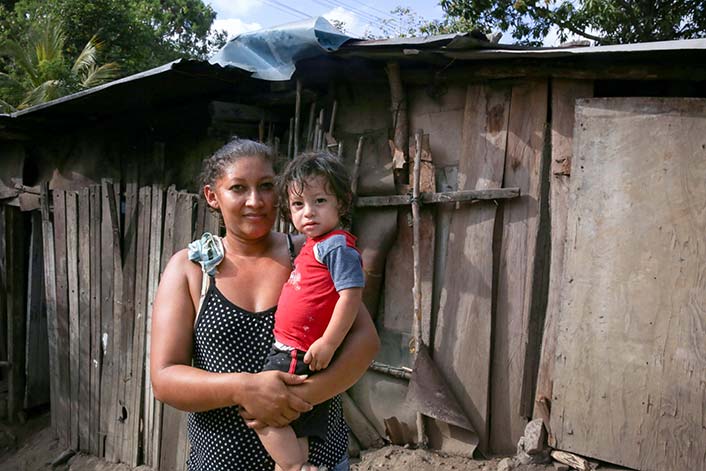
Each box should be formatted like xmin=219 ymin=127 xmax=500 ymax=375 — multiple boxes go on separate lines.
xmin=0 ymin=17 xmax=119 ymax=112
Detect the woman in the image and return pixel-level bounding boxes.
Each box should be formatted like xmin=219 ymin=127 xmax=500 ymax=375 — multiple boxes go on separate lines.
xmin=150 ymin=138 xmax=380 ymax=470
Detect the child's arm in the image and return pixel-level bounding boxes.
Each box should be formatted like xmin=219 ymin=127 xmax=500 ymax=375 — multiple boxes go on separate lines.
xmin=304 ymin=287 xmax=362 ymax=371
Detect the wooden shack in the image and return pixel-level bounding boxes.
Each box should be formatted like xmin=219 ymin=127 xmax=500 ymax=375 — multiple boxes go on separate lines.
xmin=1 ymin=27 xmax=706 ymax=471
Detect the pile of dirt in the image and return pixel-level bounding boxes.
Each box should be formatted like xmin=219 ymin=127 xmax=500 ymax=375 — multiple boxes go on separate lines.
xmin=351 ymin=446 xmax=555 ymax=471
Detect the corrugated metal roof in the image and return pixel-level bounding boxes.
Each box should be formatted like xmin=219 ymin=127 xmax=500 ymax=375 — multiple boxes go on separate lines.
xmin=3 ymin=17 xmax=706 ymax=121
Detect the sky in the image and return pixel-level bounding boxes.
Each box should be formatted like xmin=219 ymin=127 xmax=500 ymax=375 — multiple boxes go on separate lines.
xmin=204 ymin=1 xmax=579 ymax=46
xmin=205 ymin=0 xmax=446 ymax=40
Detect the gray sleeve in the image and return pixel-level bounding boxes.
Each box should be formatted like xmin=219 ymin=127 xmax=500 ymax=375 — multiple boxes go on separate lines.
xmin=315 ymin=235 xmax=365 ymax=291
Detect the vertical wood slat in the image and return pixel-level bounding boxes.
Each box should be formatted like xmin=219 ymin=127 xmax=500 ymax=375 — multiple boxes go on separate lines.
xmin=53 ymin=190 xmax=71 ymax=447
xmin=146 ymin=185 xmax=165 ymax=467
xmin=533 ymin=80 xmax=593 ymax=429
xmin=119 ymin=178 xmax=139 ymax=464
xmin=490 ymin=79 xmax=549 ymax=452
xmin=0 ymin=204 xmax=5 ymax=397
xmin=66 ymin=191 xmax=80 ymax=449
xmin=6 ymin=206 xmax=26 ymax=423
xmin=25 ymin=211 xmax=49 ymax=409
xmin=434 ymin=82 xmax=511 ymax=453
xmin=40 ymin=184 xmax=60 ymax=438
xmin=126 ymin=186 xmax=152 ymax=466
xmin=157 ymin=186 xmax=179 ymax=471
xmin=99 ymin=181 xmax=115 ymax=459
xmin=78 ymin=188 xmax=91 ymax=451
xmin=89 ymin=185 xmax=102 ymax=455
xmin=104 ymin=182 xmax=124 ymax=462
xmin=159 ymin=189 xmax=195 ymax=471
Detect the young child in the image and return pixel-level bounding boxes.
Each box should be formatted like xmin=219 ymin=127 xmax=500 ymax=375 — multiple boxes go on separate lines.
xmin=257 ymin=152 xmax=365 ymax=471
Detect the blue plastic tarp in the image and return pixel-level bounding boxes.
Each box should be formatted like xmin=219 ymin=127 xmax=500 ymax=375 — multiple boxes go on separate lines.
xmin=209 ymin=17 xmax=353 ymax=81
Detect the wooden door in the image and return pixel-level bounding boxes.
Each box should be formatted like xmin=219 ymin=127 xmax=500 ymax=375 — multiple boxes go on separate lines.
xmin=551 ymin=98 xmax=706 ymax=470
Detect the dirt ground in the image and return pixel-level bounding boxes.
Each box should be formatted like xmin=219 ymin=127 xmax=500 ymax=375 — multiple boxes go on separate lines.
xmin=0 ymin=411 xmax=558 ymax=471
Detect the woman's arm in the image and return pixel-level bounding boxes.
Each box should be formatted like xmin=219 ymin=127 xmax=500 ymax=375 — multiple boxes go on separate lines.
xmin=150 ymin=250 xmax=311 ymax=425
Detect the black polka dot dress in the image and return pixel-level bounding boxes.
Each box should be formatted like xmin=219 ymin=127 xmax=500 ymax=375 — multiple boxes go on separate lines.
xmin=187 ymin=277 xmax=349 ymax=470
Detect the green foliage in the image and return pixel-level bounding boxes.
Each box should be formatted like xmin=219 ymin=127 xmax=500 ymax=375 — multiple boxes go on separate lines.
xmin=7 ymin=0 xmax=225 ymax=76
xmin=0 ymin=16 xmax=119 ymax=111
xmin=438 ymin=0 xmax=706 ymax=45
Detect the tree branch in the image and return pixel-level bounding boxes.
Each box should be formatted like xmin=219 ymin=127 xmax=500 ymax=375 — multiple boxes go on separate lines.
xmin=531 ymin=5 xmax=606 ymax=43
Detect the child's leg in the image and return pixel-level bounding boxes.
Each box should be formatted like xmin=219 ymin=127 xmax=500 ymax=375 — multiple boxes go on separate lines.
xmin=257 ymin=425 xmax=312 ymax=471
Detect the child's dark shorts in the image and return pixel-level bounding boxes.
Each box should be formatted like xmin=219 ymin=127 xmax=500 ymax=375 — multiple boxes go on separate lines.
xmin=262 ymin=345 xmax=331 ymax=441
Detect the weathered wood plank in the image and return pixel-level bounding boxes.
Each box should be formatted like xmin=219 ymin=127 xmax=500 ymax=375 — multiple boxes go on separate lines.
xmin=0 ymin=205 xmax=6 ymax=419
xmin=160 ymin=186 xmax=177 ymax=274
xmin=40 ymin=184 xmax=60 ymax=437
xmin=173 ymin=191 xmax=196 ymax=467
xmin=552 ymin=98 xmax=706 ymax=471
xmin=157 ymin=185 xmax=180 ymax=470
xmin=25 ymin=211 xmax=50 ymax=409
xmin=103 ymin=181 xmax=123 ymax=462
xmin=6 ymin=206 xmax=27 ymax=423
xmin=125 ymin=186 xmax=152 ymax=467
xmin=533 ymin=80 xmax=593 ymax=432
xmin=491 ymin=79 xmax=548 ymax=453
xmin=52 ymin=189 xmax=71 ymax=447
xmin=66 ymin=191 xmax=80 ymax=449
xmin=355 ymin=188 xmax=519 ymax=207
xmin=176 ymin=193 xmax=196 ymax=249
xmin=435 ymin=82 xmax=512 ymax=453
xmin=99 ymin=181 xmax=115 ymax=458
xmin=78 ymin=188 xmax=91 ymax=451
xmin=89 ymin=185 xmax=102 ymax=455
xmin=117 ymin=177 xmax=138 ymax=463
xmin=145 ymin=185 xmax=164 ymax=467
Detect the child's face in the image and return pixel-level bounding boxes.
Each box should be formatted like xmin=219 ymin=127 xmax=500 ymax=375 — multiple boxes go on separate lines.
xmin=288 ymin=175 xmax=341 ymax=238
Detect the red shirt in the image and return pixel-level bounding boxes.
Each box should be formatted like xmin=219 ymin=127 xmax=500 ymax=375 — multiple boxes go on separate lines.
xmin=274 ymin=230 xmax=363 ymax=351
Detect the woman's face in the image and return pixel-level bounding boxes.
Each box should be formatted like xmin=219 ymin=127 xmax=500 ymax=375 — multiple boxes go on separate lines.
xmin=204 ymin=155 xmax=277 ymax=241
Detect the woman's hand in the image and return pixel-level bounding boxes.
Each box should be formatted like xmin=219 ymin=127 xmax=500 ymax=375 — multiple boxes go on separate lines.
xmin=239 ymin=371 xmax=313 ymax=428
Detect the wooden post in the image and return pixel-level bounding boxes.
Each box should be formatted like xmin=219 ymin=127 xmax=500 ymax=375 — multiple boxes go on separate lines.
xmin=288 ymin=117 xmax=294 ymax=161
xmin=329 ymin=100 xmax=338 ymax=137
xmin=294 ymin=80 xmax=302 ymax=157
xmin=352 ymin=136 xmax=365 ymax=198
xmin=386 ymin=62 xmax=408 ymax=166
xmin=66 ymin=192 xmax=80 ymax=449
xmin=411 ymin=130 xmax=425 ymax=447
xmin=40 ymin=183 xmax=61 ymax=438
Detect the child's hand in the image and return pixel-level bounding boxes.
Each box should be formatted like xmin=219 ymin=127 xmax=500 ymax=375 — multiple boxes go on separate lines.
xmin=304 ymin=338 xmax=337 ymax=371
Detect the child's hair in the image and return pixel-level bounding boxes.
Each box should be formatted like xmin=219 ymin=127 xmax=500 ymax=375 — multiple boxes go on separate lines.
xmin=277 ymin=152 xmax=353 ymax=228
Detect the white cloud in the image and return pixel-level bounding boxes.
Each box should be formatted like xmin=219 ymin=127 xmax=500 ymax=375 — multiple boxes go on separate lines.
xmin=212 ymin=18 xmax=262 ymax=40
xmin=322 ymin=7 xmax=370 ymax=37
xmin=207 ymin=0 xmax=260 ymax=18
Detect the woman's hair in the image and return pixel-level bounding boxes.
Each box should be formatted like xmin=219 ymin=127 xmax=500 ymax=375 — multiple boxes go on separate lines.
xmin=199 ymin=137 xmax=275 ymax=189
xmin=277 ymin=152 xmax=353 ymax=228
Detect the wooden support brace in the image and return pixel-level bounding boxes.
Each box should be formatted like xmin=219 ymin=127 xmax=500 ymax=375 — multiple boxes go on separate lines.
xmin=356 ymin=187 xmax=520 ymax=208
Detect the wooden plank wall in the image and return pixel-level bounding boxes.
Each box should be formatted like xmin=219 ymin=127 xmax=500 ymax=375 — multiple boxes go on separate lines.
xmin=434 ymin=82 xmax=511 ymax=453
xmin=551 ymin=98 xmax=706 ymax=471
xmin=490 ymin=80 xmax=548 ymax=452
xmin=40 ymin=184 xmax=208 ymax=469
xmin=374 ymin=78 xmax=551 ymax=454
xmin=533 ymin=80 xmax=593 ymax=435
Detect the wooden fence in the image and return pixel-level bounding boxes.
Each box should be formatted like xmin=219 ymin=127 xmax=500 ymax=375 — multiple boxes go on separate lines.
xmin=40 ymin=182 xmax=218 ymax=469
